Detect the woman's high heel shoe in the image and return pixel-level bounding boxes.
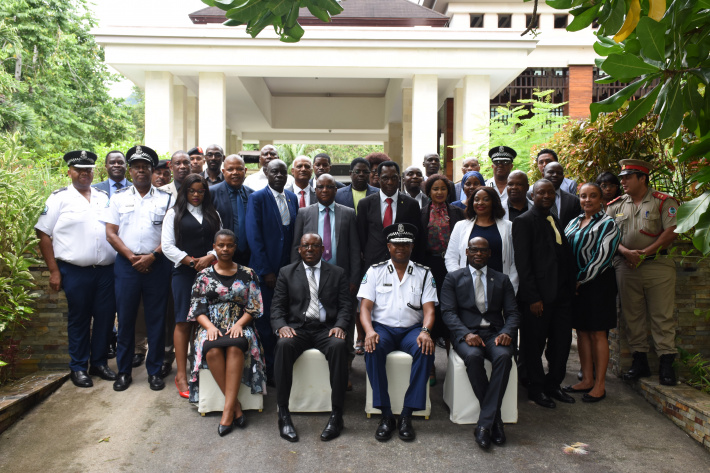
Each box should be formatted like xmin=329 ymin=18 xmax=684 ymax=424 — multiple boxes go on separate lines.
xmin=218 ymin=423 xmax=233 ymax=437
xmin=175 ymin=377 xmax=189 ymax=399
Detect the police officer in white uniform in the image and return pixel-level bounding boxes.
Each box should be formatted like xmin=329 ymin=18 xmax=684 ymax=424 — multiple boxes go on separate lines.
xmin=103 ymin=145 xmax=173 ymax=392
xmin=358 ymin=223 xmax=437 ymax=443
xmin=35 ymin=150 xmax=118 ymax=388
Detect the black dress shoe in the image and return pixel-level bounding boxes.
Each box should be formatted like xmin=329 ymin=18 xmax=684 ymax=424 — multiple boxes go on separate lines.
xmin=89 ymin=365 xmax=117 ymax=381
xmin=113 ymin=373 xmax=132 ymax=391
xmin=622 ymin=351 xmax=651 ymax=381
xmin=148 ymin=375 xmax=165 ymax=391
xmin=159 ymin=361 xmax=172 ymax=379
xmin=582 ymin=391 xmax=606 ymax=403
xmin=529 ymin=392 xmax=556 ymax=409
xmin=70 ymin=370 xmax=93 ymax=388
xmin=562 ymin=385 xmax=592 ymax=394
xmin=278 ymin=409 xmax=298 ymax=442
xmin=107 ymin=343 xmax=116 ymax=360
xmin=375 ymin=416 xmax=396 ymax=442
xmin=474 ymin=426 xmax=491 ymax=450
xmin=659 ymin=354 xmax=677 ymax=386
xmin=398 ymin=416 xmax=415 ymax=441
xmin=132 ymin=353 xmax=145 ymax=368
xmin=218 ymin=423 xmax=233 ymax=437
xmin=491 ymin=419 xmax=506 ymax=445
xmin=320 ymin=411 xmax=344 ymax=441
xmin=234 ymin=414 xmax=247 ymax=429
xmin=546 ymin=388 xmax=576 ymax=404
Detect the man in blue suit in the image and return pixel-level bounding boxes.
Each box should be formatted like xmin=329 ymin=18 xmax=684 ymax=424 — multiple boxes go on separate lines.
xmin=246 ymin=159 xmax=298 ymax=382
xmin=335 ymin=157 xmax=378 ymax=214
xmin=92 ymin=150 xmax=132 ymax=198
xmin=210 ymin=155 xmax=254 ymax=266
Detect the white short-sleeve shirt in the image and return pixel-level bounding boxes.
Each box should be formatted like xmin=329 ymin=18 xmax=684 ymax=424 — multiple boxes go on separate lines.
xmin=357 ymin=259 xmax=438 ymax=327
xmin=35 ymin=185 xmax=116 ymax=266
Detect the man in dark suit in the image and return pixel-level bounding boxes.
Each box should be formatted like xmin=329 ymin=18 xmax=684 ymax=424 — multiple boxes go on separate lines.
xmin=93 ymin=150 xmax=131 ymax=198
xmin=356 ymin=161 xmax=423 ymax=270
xmin=246 ymin=159 xmax=298 ymax=382
xmin=311 ymin=153 xmax=345 ymax=189
xmin=402 ymin=166 xmax=430 ymax=209
xmin=543 ymin=162 xmax=581 ymax=229
xmin=271 ymin=233 xmax=352 ymax=442
xmin=334 ymin=157 xmax=378 ymax=213
xmin=210 ymin=155 xmax=254 ymax=266
xmin=285 ymin=156 xmax=316 ymax=209
xmin=441 ymin=237 xmax=520 ymax=450
xmin=512 ymin=179 xmax=576 ymax=409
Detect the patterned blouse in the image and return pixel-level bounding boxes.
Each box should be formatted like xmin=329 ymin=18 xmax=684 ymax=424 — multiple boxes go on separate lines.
xmin=186 ymin=265 xmax=267 ymax=402
xmin=564 ymin=210 xmax=621 ymax=285
xmin=427 ymin=202 xmax=452 ymax=253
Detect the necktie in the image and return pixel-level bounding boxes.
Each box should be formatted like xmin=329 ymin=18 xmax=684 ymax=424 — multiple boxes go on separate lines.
xmin=306 ymin=267 xmax=320 ymax=321
xmin=299 ymin=190 xmax=306 ymax=208
xmin=323 ymin=207 xmax=332 ymax=262
xmin=475 ymin=269 xmax=490 ymax=328
xmin=383 ymin=197 xmax=393 ymax=227
xmin=114 ymin=181 xmax=123 ymax=190
xmin=277 ymin=194 xmax=290 ymax=226
xmin=547 ymin=215 xmax=562 ymax=245
xmin=551 ymin=197 xmax=559 ymax=218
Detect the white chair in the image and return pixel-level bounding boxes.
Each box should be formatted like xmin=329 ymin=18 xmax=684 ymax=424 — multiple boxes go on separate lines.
xmin=365 ymin=350 xmax=431 ymax=419
xmin=443 ymin=347 xmax=518 ymax=424
xmin=198 ymin=368 xmax=264 ymax=415
xmin=288 ymin=348 xmax=333 ymax=413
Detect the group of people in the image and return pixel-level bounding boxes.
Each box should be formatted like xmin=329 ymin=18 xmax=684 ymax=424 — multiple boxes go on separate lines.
xmin=35 ymin=142 xmax=680 ymax=449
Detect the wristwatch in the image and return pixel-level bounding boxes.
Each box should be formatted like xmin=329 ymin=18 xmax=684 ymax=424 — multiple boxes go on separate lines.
xmin=420 ymin=327 xmax=431 ymax=336
xmin=189 ymin=258 xmax=196 ymax=268
xmin=151 ymin=250 xmax=160 ymax=259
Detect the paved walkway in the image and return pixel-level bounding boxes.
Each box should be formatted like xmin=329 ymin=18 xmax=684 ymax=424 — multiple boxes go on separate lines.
xmin=0 ymin=348 xmax=708 ymax=473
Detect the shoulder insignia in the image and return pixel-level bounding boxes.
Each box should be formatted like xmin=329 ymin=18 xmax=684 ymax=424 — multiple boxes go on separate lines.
xmin=431 ymin=277 xmax=436 ymax=288
xmin=94 ymin=187 xmax=109 ymax=196
xmin=41 ymin=204 xmax=48 ymax=215
xmin=387 ymin=264 xmax=395 ymax=274
xmin=115 ymin=186 xmax=129 ymax=194
xmin=155 ymin=187 xmax=170 ymax=194
xmin=361 ymin=273 xmax=368 ymax=284
xmin=407 ymin=265 xmax=413 ymax=274
xmin=412 ymin=261 xmax=430 ymax=270
xmin=51 ymin=186 xmax=68 ymax=195
xmin=668 ymin=206 xmax=677 ymax=217
xmin=651 ymin=191 xmax=670 ymax=201
xmin=607 ymin=195 xmax=622 ymax=206
xmin=372 ymin=261 xmax=388 ymax=268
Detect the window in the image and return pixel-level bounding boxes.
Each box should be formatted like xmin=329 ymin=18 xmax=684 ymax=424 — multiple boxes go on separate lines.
xmin=498 ymin=14 xmax=512 ymax=28
xmin=525 ymin=14 xmax=539 ymax=29
xmin=470 ymin=14 xmax=484 ymax=28
xmin=554 ymin=14 xmax=568 ymax=29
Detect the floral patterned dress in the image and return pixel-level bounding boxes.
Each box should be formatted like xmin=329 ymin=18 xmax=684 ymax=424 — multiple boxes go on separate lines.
xmin=186 ymin=265 xmax=267 ymax=403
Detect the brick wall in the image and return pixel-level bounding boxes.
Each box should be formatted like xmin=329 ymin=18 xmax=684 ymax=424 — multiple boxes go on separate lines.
xmin=568 ymin=65 xmax=593 ymax=119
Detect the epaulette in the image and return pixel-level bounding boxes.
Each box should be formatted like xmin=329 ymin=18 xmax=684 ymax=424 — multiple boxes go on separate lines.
xmin=607 ymin=195 xmax=623 ymax=206
xmin=115 ymin=186 xmax=130 ymax=194
xmin=652 ymin=191 xmax=677 ymax=203
xmin=372 ymin=261 xmax=388 ymax=268
xmin=412 ymin=261 xmax=431 ymax=271
xmin=155 ymin=187 xmax=170 ymax=194
xmin=94 ymin=187 xmax=109 ymax=196
xmin=51 ymin=186 xmax=68 ymax=195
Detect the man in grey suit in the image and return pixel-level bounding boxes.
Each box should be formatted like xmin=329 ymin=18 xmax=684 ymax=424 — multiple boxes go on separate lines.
xmin=441 ymin=237 xmax=520 ymax=450
xmin=92 ymin=150 xmax=131 ymax=198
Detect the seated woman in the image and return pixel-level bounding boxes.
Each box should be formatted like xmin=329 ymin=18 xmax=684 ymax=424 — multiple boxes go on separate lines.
xmin=187 ymin=229 xmax=266 ymax=436
xmin=596 ymin=171 xmax=622 ymax=207
xmin=162 ymin=174 xmax=221 ymax=399
xmin=451 ymin=170 xmax=485 ymax=210
xmin=445 ymin=186 xmax=518 ymax=292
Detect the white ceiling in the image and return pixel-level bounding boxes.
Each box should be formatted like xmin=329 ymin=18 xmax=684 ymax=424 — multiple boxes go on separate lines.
xmin=263 ymin=77 xmax=390 ymax=97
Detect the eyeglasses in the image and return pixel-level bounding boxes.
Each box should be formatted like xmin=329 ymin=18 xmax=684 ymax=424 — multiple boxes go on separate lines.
xmin=316 ymin=185 xmax=337 ymax=190
xmin=600 ymin=183 xmax=618 ymax=189
xmin=300 ymin=244 xmax=322 ymax=250
xmin=351 ymin=170 xmax=371 ymax=175
xmin=187 ymin=189 xmax=206 ymax=195
xmin=206 ymin=152 xmax=223 ymax=158
xmin=466 ymin=248 xmax=490 ymax=254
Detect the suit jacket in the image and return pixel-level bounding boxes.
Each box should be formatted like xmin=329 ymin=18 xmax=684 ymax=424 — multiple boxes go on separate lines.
xmin=334 ymin=183 xmax=378 ymax=209
xmin=286 ymin=183 xmax=316 ymax=208
xmin=211 ymin=181 xmax=255 ymax=233
xmin=512 ymin=206 xmax=575 ymax=306
xmin=559 ymin=189 xmax=582 ymax=230
xmin=271 ymin=261 xmax=352 ymax=332
xmin=245 ymin=186 xmax=298 ymax=278
xmin=356 ymin=191 xmax=423 ymax=270
xmin=440 ymin=266 xmax=520 ymax=343
xmin=92 ymin=179 xmax=132 ymax=196
xmin=290 ymin=203 xmax=361 ymax=285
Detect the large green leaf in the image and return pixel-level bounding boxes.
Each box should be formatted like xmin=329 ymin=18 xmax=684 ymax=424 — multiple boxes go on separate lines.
xmin=589 ymin=79 xmax=646 ymax=121
xmin=676 ymin=190 xmax=710 ymax=232
xmin=225 ymin=0 xmax=266 ymax=23
xmin=613 ymin=85 xmax=662 ymax=132
xmin=679 ymin=135 xmax=710 ymax=161
xmin=307 ymin=3 xmax=331 ymax=22
xmin=601 ymin=53 xmax=661 ymax=81
xmin=691 ymin=211 xmax=710 ymax=255
xmin=546 ymin=0 xmax=574 ymax=8
xmin=636 ymin=17 xmax=667 ymax=61
xmin=600 ymin=0 xmax=626 ymax=37
xmin=657 ymin=77 xmax=684 ymax=139
xmin=689 ymin=68 xmax=710 ymax=85
xmin=568 ymin=3 xmax=601 ymax=31
xmin=593 ymin=40 xmax=623 ymax=56
xmin=265 ymin=0 xmax=291 ymax=17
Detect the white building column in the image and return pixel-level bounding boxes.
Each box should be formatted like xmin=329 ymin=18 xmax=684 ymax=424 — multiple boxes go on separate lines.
xmin=199 ymin=72 xmax=226 ymax=148
xmin=388 ymin=122 xmax=403 ymax=166
xmin=402 ymin=88 xmax=412 ymax=167
xmin=144 ymin=71 xmax=173 ymax=154
xmin=172 ymin=84 xmax=187 ymax=152
xmin=258 ymin=140 xmax=273 ymax=150
xmin=186 ymin=96 xmax=198 ymax=148
xmin=454 ymin=75 xmax=490 ymax=183
xmin=410 ymin=74 xmax=438 ymax=170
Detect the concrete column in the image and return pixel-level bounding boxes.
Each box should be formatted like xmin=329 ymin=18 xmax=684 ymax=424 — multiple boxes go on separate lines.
xmin=388 ymin=122 xmax=403 ymax=166
xmin=144 ymin=71 xmax=174 ymax=154
xmin=453 ymin=87 xmax=464 ymax=182
xmin=234 ymin=137 xmax=242 ymax=154
xmin=172 ymin=84 xmax=187 ymax=152
xmin=225 ymin=129 xmax=232 ymax=154
xmin=402 ymin=88 xmax=412 ymax=168
xmin=512 ymin=13 xmax=526 ymax=30
xmin=199 ymin=72 xmax=226 ymax=148
xmin=383 ymin=141 xmax=389 ymax=156
xmin=539 ymin=13 xmax=554 ymax=30
xmin=460 ymin=76 xmax=490 ymax=180
xmin=258 ymin=140 xmax=273 ymax=150
xmin=410 ymin=74 xmax=438 ymax=171
xmin=186 ymin=96 xmax=198 ymax=148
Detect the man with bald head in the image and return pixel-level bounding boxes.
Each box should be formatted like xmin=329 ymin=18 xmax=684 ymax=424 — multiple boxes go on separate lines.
xmin=505 ymin=171 xmax=533 ymax=221
xmin=454 ymin=157 xmax=480 ymax=200
xmin=286 ymin=155 xmax=316 ymax=208
xmin=160 ymin=150 xmax=191 ymax=199
xmin=210 ymin=154 xmax=255 ymax=266
xmin=542 ymin=162 xmax=581 ymax=229
xmin=244 ymin=144 xmax=295 ymax=191
xmin=201 ymin=144 xmax=225 ymax=186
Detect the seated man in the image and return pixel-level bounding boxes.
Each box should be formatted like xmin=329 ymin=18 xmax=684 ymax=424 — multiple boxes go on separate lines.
xmin=441 ymin=237 xmax=520 ymax=450
xmin=271 ymin=233 xmax=352 ymax=443
xmin=358 ymin=223 xmax=437 ymax=442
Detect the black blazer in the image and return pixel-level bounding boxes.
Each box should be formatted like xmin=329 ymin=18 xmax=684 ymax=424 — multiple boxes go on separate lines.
xmin=440 ymin=266 xmax=520 ymax=343
xmin=559 ymin=189 xmax=582 ymax=230
xmin=356 ymin=191 xmax=423 ymax=270
xmin=270 ymin=261 xmax=352 ymax=333
xmin=420 ymin=202 xmax=465 ymax=250
xmin=511 ymin=206 xmax=575 ymax=306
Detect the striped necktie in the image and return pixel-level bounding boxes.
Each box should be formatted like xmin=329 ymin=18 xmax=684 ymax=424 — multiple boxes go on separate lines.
xmin=276 ymin=193 xmax=290 ymax=225
xmin=306 ymin=267 xmax=320 ymax=321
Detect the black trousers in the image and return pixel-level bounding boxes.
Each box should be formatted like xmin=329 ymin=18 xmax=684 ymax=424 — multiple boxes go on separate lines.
xmin=453 ymin=329 xmax=513 ymax=429
xmin=274 ymin=321 xmax=349 ymax=410
xmin=520 ymin=299 xmax=572 ymax=396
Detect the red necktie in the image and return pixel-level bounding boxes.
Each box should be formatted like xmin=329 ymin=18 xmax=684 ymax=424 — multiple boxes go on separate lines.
xmin=299 ymin=190 xmax=306 ymax=208
xmin=383 ymin=198 xmax=393 ymax=227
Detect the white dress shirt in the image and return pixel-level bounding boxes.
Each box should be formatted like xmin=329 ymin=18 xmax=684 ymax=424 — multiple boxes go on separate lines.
xmin=379 ymin=189 xmax=399 ymax=223
xmin=35 ymin=185 xmax=116 ymax=266
xmin=485 ymin=177 xmax=508 ymax=207
xmin=161 ymin=204 xmax=205 ymax=267
xmin=293 ymin=183 xmax=311 ymax=207
xmin=304 ymin=261 xmax=327 ymax=322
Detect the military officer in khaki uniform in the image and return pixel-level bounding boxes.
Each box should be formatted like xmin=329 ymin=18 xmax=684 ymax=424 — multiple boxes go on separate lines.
xmin=607 ymin=159 xmax=679 ymax=386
